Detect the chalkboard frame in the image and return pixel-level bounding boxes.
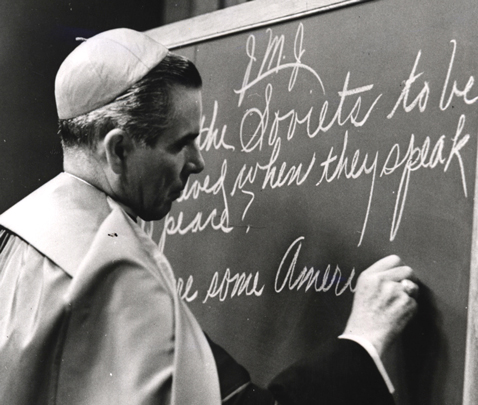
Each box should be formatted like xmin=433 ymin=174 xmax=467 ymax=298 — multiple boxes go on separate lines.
xmin=148 ymin=1 xmax=478 ymax=403
xmin=464 ymin=152 xmax=478 ymax=405
xmin=147 ymin=0 xmax=372 ymax=48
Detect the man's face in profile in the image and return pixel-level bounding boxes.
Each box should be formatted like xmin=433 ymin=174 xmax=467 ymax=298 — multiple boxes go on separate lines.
xmin=119 ymin=85 xmax=205 ymax=221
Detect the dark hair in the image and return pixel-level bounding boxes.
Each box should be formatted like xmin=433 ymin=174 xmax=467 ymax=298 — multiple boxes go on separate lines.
xmin=58 ymin=53 xmax=202 ymax=148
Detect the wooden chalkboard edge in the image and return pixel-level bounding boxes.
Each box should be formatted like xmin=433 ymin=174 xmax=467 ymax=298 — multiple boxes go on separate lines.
xmin=463 ymin=135 xmax=478 ymax=405
xmin=146 ymin=0 xmax=373 ymax=49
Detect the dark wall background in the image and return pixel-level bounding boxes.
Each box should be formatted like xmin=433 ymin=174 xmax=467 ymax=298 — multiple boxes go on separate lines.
xmin=0 ymin=0 xmax=168 ymax=212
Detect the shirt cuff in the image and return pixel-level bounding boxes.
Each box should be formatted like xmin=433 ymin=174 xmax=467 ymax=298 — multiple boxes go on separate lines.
xmin=338 ymin=334 xmax=395 ymax=394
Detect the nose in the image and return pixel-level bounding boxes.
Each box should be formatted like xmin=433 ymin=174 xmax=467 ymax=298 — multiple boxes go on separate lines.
xmin=186 ymin=141 xmax=205 ymax=174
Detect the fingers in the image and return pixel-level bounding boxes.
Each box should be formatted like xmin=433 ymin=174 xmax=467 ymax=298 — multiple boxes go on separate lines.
xmin=399 ymin=284 xmax=419 ymax=321
xmin=368 ymin=260 xmax=419 ymax=296
xmin=382 ymin=265 xmax=414 ymax=282
xmin=400 ymin=279 xmax=419 ymax=298
xmin=364 ymin=255 xmax=418 ymax=283
xmin=347 ymin=254 xmax=420 ymax=354
xmin=359 ymin=254 xmax=420 ymax=304
xmin=365 ymin=254 xmax=402 ymax=273
xmin=392 ymin=291 xmax=418 ymax=333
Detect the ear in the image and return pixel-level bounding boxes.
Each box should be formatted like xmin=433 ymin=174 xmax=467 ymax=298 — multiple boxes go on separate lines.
xmin=102 ymin=128 xmax=135 ymax=174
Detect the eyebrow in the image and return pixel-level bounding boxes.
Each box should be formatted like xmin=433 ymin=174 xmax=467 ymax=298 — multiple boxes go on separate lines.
xmin=172 ymin=132 xmax=200 ymax=149
xmin=182 ymin=132 xmax=200 ymax=142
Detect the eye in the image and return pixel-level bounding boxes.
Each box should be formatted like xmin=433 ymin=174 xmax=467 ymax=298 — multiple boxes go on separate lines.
xmin=172 ymin=134 xmax=198 ymax=153
xmin=174 ymin=139 xmax=189 ymax=151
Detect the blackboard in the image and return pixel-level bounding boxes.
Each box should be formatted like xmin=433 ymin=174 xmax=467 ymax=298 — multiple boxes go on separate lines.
xmin=148 ymin=0 xmax=478 ymax=404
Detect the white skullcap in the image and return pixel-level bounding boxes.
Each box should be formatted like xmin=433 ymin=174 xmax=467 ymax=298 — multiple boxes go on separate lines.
xmin=55 ymin=28 xmax=169 ymax=119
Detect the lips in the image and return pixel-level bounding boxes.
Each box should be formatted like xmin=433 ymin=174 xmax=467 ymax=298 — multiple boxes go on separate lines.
xmin=171 ymin=180 xmax=187 ymax=201
xmin=171 ymin=188 xmax=183 ymax=201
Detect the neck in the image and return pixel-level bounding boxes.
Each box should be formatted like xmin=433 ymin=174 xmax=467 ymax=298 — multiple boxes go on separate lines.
xmin=63 ymin=149 xmax=105 ymax=191
xmin=62 ymin=147 xmax=138 ymax=220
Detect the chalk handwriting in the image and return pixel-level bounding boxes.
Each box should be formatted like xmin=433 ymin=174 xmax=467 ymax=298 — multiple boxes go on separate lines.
xmin=387 ymin=49 xmax=430 ymax=119
xmin=316 ymin=131 xmax=379 ymax=246
xmin=440 ymin=39 xmax=478 ymax=110
xmin=175 ymin=237 xmax=358 ymax=304
xmin=177 ymin=276 xmax=198 ymax=302
xmin=203 ymin=268 xmax=265 ymax=303
xmin=158 ymin=159 xmax=232 ymax=251
xmin=314 ymin=113 xmax=470 ymax=245
xmin=231 ymin=136 xmax=316 ymax=220
xmin=158 ymin=24 xmax=475 ymax=285
xmin=275 ymin=237 xmax=356 ymax=295
xmin=198 ymin=100 xmax=235 ymax=151
xmin=237 ymin=60 xmax=382 ymax=143
xmin=236 ymin=23 xmax=324 ymax=108
xmin=382 ymin=114 xmax=470 ymax=240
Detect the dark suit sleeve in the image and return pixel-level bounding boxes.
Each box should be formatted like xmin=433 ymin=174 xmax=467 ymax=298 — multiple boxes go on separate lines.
xmin=206 ymin=335 xmax=276 ymax=405
xmin=268 ymin=339 xmax=395 ymax=405
xmin=207 ymin=334 xmax=394 ymax=405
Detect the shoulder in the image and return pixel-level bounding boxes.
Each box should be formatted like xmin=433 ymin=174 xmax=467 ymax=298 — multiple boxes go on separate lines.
xmin=66 ymin=205 xmax=176 ymax=308
xmin=56 ymin=229 xmax=177 ymax=405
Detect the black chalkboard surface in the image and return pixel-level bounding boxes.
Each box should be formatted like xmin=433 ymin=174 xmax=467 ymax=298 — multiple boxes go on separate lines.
xmin=148 ymin=0 xmax=478 ymax=404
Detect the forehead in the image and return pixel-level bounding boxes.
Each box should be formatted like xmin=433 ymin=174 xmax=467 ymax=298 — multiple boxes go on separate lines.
xmin=169 ymin=85 xmax=202 ymax=116
xmin=157 ymin=85 xmax=202 ymax=143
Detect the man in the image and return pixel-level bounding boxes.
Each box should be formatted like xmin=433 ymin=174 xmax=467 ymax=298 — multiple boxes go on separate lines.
xmin=0 ymin=28 xmax=418 ymax=404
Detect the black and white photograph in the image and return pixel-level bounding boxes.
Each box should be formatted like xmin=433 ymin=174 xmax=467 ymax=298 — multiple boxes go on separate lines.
xmin=1 ymin=1 xmax=477 ymax=404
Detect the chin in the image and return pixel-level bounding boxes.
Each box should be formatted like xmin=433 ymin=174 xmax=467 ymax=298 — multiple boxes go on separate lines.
xmin=140 ymin=203 xmax=171 ymax=222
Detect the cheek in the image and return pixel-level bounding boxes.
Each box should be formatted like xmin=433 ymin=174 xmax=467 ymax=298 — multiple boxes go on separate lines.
xmin=145 ymin=156 xmax=184 ymax=203
xmin=163 ymin=158 xmax=184 ymax=182
xmin=152 ymin=165 xmax=176 ymax=197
